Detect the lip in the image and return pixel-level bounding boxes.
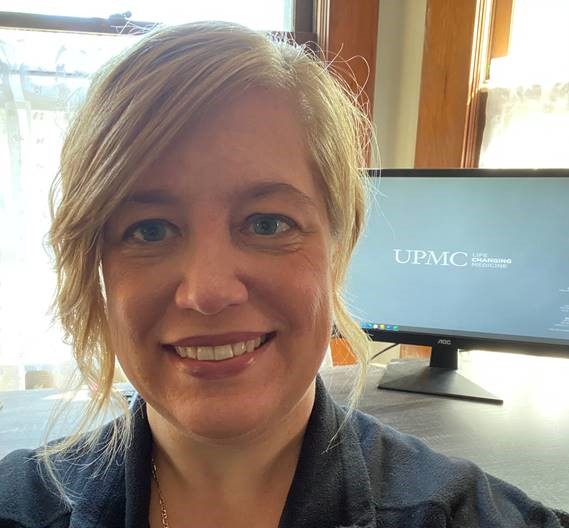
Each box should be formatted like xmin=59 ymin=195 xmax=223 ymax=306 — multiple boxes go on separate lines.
xmin=166 ymin=332 xmax=276 ymax=381
xmin=168 ymin=331 xmax=269 ymax=348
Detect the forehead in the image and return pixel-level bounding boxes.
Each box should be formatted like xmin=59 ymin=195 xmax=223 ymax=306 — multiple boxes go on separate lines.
xmin=131 ymin=88 xmax=325 ymax=207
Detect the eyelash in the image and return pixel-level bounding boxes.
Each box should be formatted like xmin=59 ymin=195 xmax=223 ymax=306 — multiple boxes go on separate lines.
xmin=122 ymin=219 xmax=179 ymax=243
xmin=243 ymin=213 xmax=297 ymax=236
xmin=121 ymin=214 xmax=298 ymax=244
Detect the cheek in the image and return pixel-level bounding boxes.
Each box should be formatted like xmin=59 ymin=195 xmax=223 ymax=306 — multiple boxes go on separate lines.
xmin=273 ymin=248 xmax=334 ymax=339
xmin=102 ymin=259 xmax=173 ymax=354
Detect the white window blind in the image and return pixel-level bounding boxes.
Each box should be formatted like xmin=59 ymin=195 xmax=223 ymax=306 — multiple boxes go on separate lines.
xmin=479 ymin=0 xmax=569 ymax=168
xmin=0 ymin=0 xmax=296 ymax=392
xmin=0 ymin=28 xmax=138 ymax=391
xmin=1 ymin=0 xmax=293 ymax=30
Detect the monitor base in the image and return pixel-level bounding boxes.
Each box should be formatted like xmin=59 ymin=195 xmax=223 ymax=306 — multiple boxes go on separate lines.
xmin=378 ymin=359 xmax=503 ymax=404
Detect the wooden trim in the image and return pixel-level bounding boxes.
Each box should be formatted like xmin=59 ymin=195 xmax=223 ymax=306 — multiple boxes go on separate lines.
xmin=0 ymin=11 xmax=316 ymax=48
xmin=415 ymin=0 xmax=479 ymax=168
xmin=0 ymin=11 xmax=154 ymax=34
xmin=415 ymin=0 xmax=513 ymax=168
xmin=400 ymin=345 xmax=431 ymax=359
xmin=315 ymin=0 xmax=331 ymax=59
xmin=467 ymin=0 xmax=514 ymax=167
xmin=330 ymin=338 xmax=357 ymax=366
xmin=489 ymin=0 xmax=514 ymax=60
xmin=470 ymin=89 xmax=488 ymax=167
xmin=462 ymin=0 xmax=494 ymax=167
xmin=294 ymin=0 xmax=314 ymax=32
xmin=274 ymin=31 xmax=318 ymax=46
xmin=315 ymin=0 xmax=379 ymax=119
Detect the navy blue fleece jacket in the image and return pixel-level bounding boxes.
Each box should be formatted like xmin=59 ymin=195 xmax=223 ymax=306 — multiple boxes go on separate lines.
xmin=1 ymin=376 xmax=568 ymax=527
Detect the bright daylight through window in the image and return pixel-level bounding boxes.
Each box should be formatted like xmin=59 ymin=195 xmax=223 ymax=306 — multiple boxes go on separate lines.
xmin=0 ymin=0 xmax=294 ymax=455
xmin=479 ymin=0 xmax=569 ymax=168
xmin=0 ymin=0 xmax=293 ymax=30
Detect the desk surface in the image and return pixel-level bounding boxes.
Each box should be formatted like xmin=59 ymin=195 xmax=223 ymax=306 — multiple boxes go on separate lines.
xmin=1 ymin=351 xmax=568 ymax=512
xmin=321 ymin=350 xmax=569 ymax=512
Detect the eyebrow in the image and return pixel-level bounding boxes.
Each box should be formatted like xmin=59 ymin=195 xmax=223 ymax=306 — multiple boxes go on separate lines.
xmin=239 ymin=181 xmax=319 ymax=210
xmin=122 ymin=181 xmax=319 ymax=209
xmin=123 ymin=189 xmax=180 ymax=205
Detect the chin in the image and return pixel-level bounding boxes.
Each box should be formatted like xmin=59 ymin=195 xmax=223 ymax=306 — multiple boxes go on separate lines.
xmin=182 ymin=414 xmax=270 ymax=442
xmin=162 ymin=396 xmax=284 ymax=443
xmin=147 ymin=373 xmax=317 ymax=445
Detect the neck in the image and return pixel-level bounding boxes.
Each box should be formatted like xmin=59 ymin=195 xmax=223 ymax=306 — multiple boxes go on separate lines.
xmin=146 ymin=381 xmax=315 ymax=499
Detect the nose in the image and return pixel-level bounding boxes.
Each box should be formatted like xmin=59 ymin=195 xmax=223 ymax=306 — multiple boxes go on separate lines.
xmin=174 ymin=239 xmax=249 ymax=316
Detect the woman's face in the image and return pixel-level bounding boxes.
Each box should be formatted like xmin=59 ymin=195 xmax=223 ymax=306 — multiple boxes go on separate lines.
xmin=102 ymin=88 xmax=334 ymax=441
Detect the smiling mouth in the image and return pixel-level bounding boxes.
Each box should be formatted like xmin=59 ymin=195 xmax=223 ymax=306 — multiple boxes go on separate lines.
xmin=167 ymin=332 xmax=276 ymax=361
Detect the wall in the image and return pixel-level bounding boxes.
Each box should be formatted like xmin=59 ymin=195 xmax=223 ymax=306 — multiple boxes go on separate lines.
xmin=373 ymin=0 xmax=427 ymax=168
xmin=368 ymin=1 xmax=428 ymax=362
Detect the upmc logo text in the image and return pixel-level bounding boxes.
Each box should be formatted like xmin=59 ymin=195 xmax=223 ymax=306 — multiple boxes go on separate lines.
xmin=393 ymin=249 xmax=469 ymax=267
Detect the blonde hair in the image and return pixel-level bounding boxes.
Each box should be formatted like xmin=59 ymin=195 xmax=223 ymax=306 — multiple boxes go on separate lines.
xmin=46 ymin=21 xmax=374 ymax=498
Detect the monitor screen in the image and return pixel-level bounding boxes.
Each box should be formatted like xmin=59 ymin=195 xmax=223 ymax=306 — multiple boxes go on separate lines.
xmin=344 ymin=169 xmax=569 ymax=402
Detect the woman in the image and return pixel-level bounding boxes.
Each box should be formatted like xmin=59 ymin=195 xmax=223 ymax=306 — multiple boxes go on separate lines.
xmin=0 ymin=21 xmax=567 ymax=528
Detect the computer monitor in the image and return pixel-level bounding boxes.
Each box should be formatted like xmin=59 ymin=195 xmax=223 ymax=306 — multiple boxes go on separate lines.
xmin=344 ymin=169 xmax=569 ymax=403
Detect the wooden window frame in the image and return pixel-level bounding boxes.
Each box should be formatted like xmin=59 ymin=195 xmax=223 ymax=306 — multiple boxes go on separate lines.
xmin=0 ymin=6 xmax=316 ymax=43
xmin=414 ymin=0 xmax=514 ymax=168
xmin=315 ymin=0 xmax=379 ymax=120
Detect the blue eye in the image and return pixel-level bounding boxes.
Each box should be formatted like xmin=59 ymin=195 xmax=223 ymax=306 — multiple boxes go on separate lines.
xmin=124 ymin=219 xmax=177 ymax=242
xmin=247 ymin=214 xmax=293 ymax=236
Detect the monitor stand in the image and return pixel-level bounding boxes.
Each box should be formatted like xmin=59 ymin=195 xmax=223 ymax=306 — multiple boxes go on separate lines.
xmin=378 ymin=345 xmax=503 ymax=404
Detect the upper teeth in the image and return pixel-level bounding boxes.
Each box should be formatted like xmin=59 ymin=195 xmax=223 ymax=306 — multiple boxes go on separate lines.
xmin=174 ymin=336 xmax=266 ymax=361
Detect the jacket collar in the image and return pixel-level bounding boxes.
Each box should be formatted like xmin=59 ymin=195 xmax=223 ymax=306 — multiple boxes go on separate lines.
xmin=279 ymin=375 xmax=377 ymax=528
xmin=69 ymin=375 xmax=376 ymax=528
xmin=66 ymin=400 xmax=152 ymax=527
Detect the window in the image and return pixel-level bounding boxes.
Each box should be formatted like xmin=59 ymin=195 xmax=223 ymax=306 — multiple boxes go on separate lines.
xmin=0 ymin=28 xmax=137 ymax=392
xmin=479 ymin=0 xmax=569 ymax=167
xmin=0 ymin=0 xmax=379 ymax=455
xmin=0 ymin=1 xmax=303 ymax=455
xmin=1 ymin=0 xmax=295 ymax=30
xmin=415 ymin=0 xmax=569 ymax=169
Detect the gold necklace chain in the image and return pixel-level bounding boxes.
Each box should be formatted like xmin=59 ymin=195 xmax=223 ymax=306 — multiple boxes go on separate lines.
xmin=151 ymin=457 xmax=171 ymax=528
